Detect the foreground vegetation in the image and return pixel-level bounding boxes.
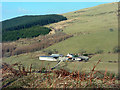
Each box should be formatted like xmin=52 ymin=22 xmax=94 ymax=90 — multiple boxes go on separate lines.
xmin=2 ymin=60 xmax=119 ymax=88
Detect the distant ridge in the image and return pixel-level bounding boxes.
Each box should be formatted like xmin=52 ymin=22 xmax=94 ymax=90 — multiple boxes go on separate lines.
xmin=2 ymin=14 xmax=67 ymax=32
xmin=2 ymin=14 xmax=67 ymax=41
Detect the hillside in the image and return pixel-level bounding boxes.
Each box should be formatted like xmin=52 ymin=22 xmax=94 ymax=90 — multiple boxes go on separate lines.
xmin=2 ymin=2 xmax=119 ymax=75
xmin=1 ymin=2 xmax=119 ymax=88
xmin=2 ymin=14 xmax=67 ymax=32
xmin=2 ymin=26 xmax=51 ymax=41
xmin=45 ymin=2 xmax=118 ymax=54
xmin=2 ymin=14 xmax=67 ymax=41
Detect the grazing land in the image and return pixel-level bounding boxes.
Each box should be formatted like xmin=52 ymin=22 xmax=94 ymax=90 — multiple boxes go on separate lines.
xmin=45 ymin=2 xmax=118 ymax=55
xmin=3 ymin=51 xmax=118 ymax=74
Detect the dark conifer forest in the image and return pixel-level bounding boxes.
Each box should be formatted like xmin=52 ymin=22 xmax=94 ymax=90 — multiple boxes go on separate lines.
xmin=2 ymin=26 xmax=51 ymax=41
xmin=2 ymin=14 xmax=67 ymax=41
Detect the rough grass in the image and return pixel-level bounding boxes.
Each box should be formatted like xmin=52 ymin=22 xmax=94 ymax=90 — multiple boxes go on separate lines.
xmin=44 ymin=2 xmax=118 ymax=55
xmin=45 ymin=30 xmax=118 ymax=54
xmin=2 ymin=60 xmax=119 ymax=88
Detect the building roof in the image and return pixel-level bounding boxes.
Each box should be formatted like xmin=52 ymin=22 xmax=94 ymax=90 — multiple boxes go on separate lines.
xmin=40 ymin=56 xmax=54 ymax=58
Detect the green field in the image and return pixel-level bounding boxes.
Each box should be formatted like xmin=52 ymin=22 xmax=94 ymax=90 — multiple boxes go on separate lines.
xmin=45 ymin=2 xmax=118 ymax=54
xmin=3 ymin=52 xmax=118 ymax=74
xmin=45 ymin=30 xmax=118 ymax=54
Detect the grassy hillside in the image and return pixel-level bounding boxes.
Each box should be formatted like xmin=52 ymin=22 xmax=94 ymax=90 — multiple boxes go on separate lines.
xmin=45 ymin=2 xmax=118 ymax=54
xmin=45 ymin=30 xmax=118 ymax=54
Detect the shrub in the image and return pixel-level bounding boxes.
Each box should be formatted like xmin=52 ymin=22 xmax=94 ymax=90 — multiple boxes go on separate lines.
xmin=53 ymin=49 xmax=58 ymax=54
xmin=2 ymin=44 xmax=16 ymax=57
xmin=45 ymin=49 xmax=58 ymax=55
xmin=95 ymin=49 xmax=104 ymax=54
xmin=46 ymin=50 xmax=53 ymax=55
xmin=109 ymin=28 xmax=114 ymax=32
xmin=113 ymin=46 xmax=120 ymax=53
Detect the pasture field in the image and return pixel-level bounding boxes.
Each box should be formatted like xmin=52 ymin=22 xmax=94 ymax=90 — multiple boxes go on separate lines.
xmin=45 ymin=2 xmax=118 ymax=55
xmin=45 ymin=30 xmax=118 ymax=55
xmin=3 ymin=52 xmax=118 ymax=74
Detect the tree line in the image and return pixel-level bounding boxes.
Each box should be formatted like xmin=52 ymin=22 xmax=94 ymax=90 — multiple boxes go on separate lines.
xmin=2 ymin=14 xmax=67 ymax=32
xmin=2 ymin=26 xmax=51 ymax=42
xmin=2 ymin=14 xmax=67 ymax=42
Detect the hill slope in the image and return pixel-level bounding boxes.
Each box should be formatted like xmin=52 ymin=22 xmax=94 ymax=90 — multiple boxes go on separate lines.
xmin=2 ymin=14 xmax=67 ymax=32
xmin=45 ymin=2 xmax=118 ymax=54
xmin=2 ymin=14 xmax=67 ymax=41
xmin=2 ymin=26 xmax=51 ymax=42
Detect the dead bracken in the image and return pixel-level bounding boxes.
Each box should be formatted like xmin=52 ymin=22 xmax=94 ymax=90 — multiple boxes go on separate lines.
xmin=1 ymin=59 xmax=120 ymax=88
